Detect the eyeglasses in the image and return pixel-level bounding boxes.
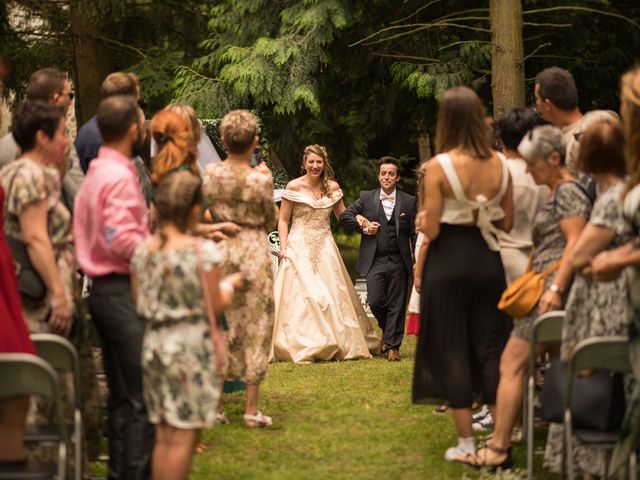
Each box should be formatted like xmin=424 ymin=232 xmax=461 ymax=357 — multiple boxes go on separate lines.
xmin=58 ymin=91 xmax=75 ymax=101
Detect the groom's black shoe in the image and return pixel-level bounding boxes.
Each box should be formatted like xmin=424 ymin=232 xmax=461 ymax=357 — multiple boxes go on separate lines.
xmin=387 ymin=349 xmax=400 ymax=362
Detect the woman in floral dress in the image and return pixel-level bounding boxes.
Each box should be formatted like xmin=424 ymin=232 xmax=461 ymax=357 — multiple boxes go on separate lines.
xmin=203 ymin=110 xmax=278 ymax=427
xmin=543 ymin=119 xmax=630 ymax=479
xmin=131 ymin=170 xmax=227 ymax=479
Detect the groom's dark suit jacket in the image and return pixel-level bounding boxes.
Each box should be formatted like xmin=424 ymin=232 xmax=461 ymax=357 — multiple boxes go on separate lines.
xmin=340 ymin=188 xmax=417 ymax=276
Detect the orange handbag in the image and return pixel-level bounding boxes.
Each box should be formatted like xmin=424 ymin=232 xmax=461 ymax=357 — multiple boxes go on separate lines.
xmin=497 ymin=259 xmax=560 ymax=318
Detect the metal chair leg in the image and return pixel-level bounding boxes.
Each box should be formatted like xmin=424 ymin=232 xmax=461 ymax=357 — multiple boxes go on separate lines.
xmin=527 ymin=374 xmax=535 ymax=480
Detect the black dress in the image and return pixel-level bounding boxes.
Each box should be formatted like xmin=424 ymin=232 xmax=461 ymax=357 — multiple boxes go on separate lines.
xmin=412 ymin=153 xmax=512 ymax=408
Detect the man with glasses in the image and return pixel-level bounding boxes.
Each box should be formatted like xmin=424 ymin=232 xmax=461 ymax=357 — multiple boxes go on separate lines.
xmin=0 ymin=67 xmax=84 ymax=212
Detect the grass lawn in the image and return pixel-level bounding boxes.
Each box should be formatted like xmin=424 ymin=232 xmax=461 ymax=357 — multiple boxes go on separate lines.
xmin=186 ymin=335 xmax=560 ymax=480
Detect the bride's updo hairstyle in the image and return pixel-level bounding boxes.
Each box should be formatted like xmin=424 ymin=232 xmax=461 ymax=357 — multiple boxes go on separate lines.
xmin=150 ymin=109 xmax=198 ymax=185
xmin=220 ymin=109 xmax=257 ymax=154
xmin=154 ymin=170 xmax=203 ymax=246
xmin=301 ymin=144 xmax=335 ymax=197
xmin=435 ymin=86 xmax=493 ymax=160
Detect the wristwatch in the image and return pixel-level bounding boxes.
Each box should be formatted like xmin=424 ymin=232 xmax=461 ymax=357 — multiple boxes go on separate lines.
xmin=549 ymin=283 xmax=562 ymax=294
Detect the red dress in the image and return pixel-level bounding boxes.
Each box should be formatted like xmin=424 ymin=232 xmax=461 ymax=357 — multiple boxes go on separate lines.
xmin=0 ymin=185 xmax=35 ymax=354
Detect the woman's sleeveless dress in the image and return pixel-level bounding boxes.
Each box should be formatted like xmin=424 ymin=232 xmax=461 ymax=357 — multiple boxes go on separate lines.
xmin=412 ymin=153 xmax=512 ymax=408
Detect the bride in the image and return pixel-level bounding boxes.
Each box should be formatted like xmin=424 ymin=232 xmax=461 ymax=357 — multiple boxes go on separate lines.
xmin=271 ymin=145 xmax=380 ymax=363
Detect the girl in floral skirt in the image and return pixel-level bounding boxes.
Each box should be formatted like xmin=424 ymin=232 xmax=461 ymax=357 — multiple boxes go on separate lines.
xmin=130 ymin=170 xmax=232 ymax=479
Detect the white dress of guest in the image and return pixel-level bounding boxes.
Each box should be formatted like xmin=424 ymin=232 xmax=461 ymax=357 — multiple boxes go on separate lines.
xmin=497 ymin=157 xmax=548 ymax=284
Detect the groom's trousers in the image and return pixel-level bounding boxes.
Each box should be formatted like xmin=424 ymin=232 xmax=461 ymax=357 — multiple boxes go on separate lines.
xmin=366 ymin=256 xmax=409 ymax=352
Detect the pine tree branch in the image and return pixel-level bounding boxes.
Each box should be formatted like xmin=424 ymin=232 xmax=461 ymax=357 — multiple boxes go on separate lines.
xmin=524 ymin=6 xmax=640 ymax=29
xmin=371 ymin=52 xmax=441 ymax=63
xmin=522 ymin=42 xmax=551 ymax=62
xmin=438 ymin=40 xmax=490 ymax=51
xmin=522 ymin=22 xmax=572 ymax=28
xmin=97 ymin=35 xmax=149 ymax=59
xmin=350 ymin=21 xmax=491 ymax=47
xmin=390 ymin=0 xmax=443 ymax=25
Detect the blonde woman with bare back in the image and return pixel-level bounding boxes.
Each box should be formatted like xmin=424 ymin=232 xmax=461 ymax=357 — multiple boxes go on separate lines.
xmin=271 ymin=145 xmax=379 ymax=363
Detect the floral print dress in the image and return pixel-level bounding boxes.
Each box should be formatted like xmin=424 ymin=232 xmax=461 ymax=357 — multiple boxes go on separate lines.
xmin=131 ymin=239 xmax=223 ymax=428
xmin=543 ymin=182 xmax=631 ymax=477
xmin=0 ymin=158 xmax=74 ymax=330
xmin=203 ymin=163 xmax=278 ymax=384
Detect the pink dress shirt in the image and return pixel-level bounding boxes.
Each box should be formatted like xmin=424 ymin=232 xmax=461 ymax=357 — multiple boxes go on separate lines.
xmin=73 ymin=146 xmax=149 ymax=277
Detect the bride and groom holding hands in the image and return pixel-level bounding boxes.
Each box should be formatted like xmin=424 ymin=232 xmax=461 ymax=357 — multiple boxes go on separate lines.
xmin=271 ymin=147 xmax=417 ymax=363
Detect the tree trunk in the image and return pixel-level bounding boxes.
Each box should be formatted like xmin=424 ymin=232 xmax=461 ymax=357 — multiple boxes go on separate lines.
xmin=417 ymin=132 xmax=431 ymax=164
xmin=490 ymin=0 xmax=525 ymax=117
xmin=70 ymin=1 xmax=110 ymax=125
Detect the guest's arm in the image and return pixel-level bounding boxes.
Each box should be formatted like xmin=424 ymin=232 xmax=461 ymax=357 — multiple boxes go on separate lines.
xmin=102 ymin=179 xmax=148 ymax=262
xmin=420 ymin=159 xmax=443 ymax=242
xmin=568 ymin=224 xmax=616 ymax=271
xmin=586 ymin=241 xmax=640 ymax=281
xmin=538 ymin=216 xmax=587 ymax=314
xmin=494 ymin=173 xmax=514 ymax=232
xmin=20 ymin=200 xmax=72 ymax=336
xmin=408 ymin=196 xmax=418 ymax=250
xmin=413 ymin=237 xmax=430 ymax=294
xmin=205 ymin=264 xmax=227 ymax=372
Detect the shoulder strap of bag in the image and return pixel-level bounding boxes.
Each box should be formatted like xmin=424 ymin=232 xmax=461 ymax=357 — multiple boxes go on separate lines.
xmin=540 ymin=260 xmax=561 ymax=278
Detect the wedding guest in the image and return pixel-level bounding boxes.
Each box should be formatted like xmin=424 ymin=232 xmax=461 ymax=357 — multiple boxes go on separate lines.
xmin=131 ymin=170 xmax=227 ymax=480
xmin=271 ymin=145 xmax=379 ymax=363
xmin=150 ymin=110 xmax=199 ymax=184
xmin=468 ymin=108 xmax=546 ymax=435
xmin=75 ymin=71 xmax=140 ymax=173
xmin=589 ymin=65 xmax=640 ymax=479
xmin=412 ymin=86 xmax=513 ymax=464
xmin=202 ymin=110 xmax=278 ymax=427
xmin=0 ymin=183 xmax=36 ymax=464
xmin=534 ymin=67 xmax=616 ymax=175
xmin=496 ymin=108 xmax=547 ymax=284
xmin=164 ymin=103 xmax=222 ymax=173
xmin=0 ymin=68 xmax=84 ymax=212
xmin=543 ymin=119 xmax=629 ymax=479
xmin=74 ymin=95 xmax=153 ymax=479
xmin=473 ymin=124 xmax=591 ymax=469
xmin=149 ymin=110 xmax=241 ymax=242
xmin=0 ymin=101 xmax=73 ymax=335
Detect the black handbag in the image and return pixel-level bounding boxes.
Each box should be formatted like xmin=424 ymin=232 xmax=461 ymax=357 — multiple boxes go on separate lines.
xmin=541 ymin=358 xmax=626 ymax=431
xmin=5 ymin=166 xmax=47 ymax=301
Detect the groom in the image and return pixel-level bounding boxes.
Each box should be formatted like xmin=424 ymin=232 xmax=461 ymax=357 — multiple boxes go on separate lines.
xmin=340 ymin=156 xmax=417 ymax=361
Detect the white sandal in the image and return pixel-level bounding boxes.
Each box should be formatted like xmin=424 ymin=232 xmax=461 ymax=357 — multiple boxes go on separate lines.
xmin=215 ymin=412 xmax=230 ymax=425
xmin=243 ymin=411 xmax=273 ymax=428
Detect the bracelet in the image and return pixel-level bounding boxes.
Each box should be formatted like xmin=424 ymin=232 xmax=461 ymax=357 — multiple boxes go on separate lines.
xmin=220 ymin=281 xmax=235 ymax=296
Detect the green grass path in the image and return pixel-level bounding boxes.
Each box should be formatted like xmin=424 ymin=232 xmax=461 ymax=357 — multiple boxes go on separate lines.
xmin=190 ymin=336 xmax=559 ymax=480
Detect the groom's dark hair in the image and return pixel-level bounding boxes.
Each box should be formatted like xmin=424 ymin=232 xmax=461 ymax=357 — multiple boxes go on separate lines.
xmin=377 ymin=156 xmax=400 ymax=172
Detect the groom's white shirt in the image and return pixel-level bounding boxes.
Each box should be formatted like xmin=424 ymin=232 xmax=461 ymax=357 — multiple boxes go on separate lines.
xmin=380 ymin=188 xmax=397 ymax=221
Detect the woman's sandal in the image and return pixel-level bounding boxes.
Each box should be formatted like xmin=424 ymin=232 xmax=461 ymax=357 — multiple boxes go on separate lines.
xmin=433 ymin=403 xmax=449 ymax=414
xmin=243 ymin=411 xmax=273 ymax=428
xmin=469 ymin=443 xmax=513 ymax=471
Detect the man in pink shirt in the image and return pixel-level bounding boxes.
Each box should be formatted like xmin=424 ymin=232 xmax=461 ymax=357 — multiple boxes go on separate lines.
xmin=73 ymin=95 xmax=152 ymax=480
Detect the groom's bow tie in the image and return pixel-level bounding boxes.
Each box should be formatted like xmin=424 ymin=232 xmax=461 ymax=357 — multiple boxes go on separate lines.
xmin=380 ymin=192 xmax=395 ymax=201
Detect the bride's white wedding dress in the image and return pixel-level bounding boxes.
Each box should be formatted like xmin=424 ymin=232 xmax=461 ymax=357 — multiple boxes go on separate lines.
xmin=271 ymin=189 xmax=380 ymax=363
